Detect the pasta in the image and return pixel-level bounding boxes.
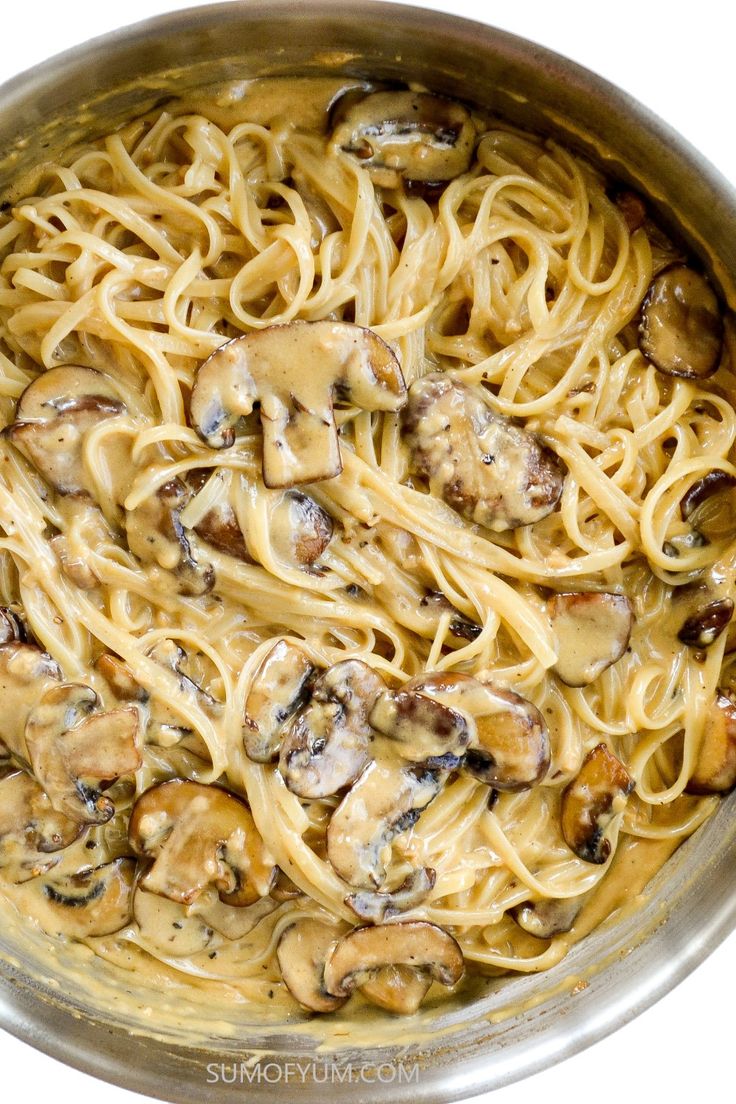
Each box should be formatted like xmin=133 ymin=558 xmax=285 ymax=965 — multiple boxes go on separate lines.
xmin=0 ymin=75 xmax=733 ymax=1017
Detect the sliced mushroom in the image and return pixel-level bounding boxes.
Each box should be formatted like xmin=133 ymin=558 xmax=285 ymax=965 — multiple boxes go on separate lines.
xmin=0 ymin=642 xmax=61 ymax=757
xmin=639 ymin=265 xmax=724 ymax=379
xmin=561 ymin=743 xmax=634 ymax=864
xmin=0 ymin=606 xmax=28 ymax=644
xmin=403 ymin=375 xmax=563 ymax=532
xmin=128 ymin=780 xmax=275 ymax=906
xmin=678 ymin=598 xmax=734 ymax=649
xmin=185 ymin=468 xmax=251 ymax=562
xmin=188 ymin=471 xmax=334 ymax=568
xmin=41 ymin=857 xmax=135 ymax=937
xmin=271 ymin=491 xmax=334 ymax=567
xmin=243 ymin=640 xmax=316 ymax=762
xmin=680 ymin=470 xmax=736 ymax=524
xmin=359 ymin=964 xmax=434 ymax=1014
xmin=331 ymin=91 xmax=475 ymax=189
xmin=190 ymin=321 xmax=406 ymax=487
xmin=369 ymin=687 xmax=470 ymax=769
xmin=96 ymin=653 xmax=149 ymax=703
xmin=0 ymin=769 xmax=82 ymax=883
xmin=323 ymin=921 xmax=464 ymax=1001
xmin=346 ymin=867 xmax=436 ymax=923
xmin=125 ymin=478 xmax=214 ymax=596
xmin=7 ymin=366 xmax=126 ymax=495
xmin=327 ymin=761 xmax=442 ymax=887
xmin=280 ymin=659 xmax=385 ymax=798
xmin=686 ymin=690 xmax=736 ymax=794
xmin=25 ymin=683 xmax=142 ymax=824
xmin=402 ymin=672 xmax=550 ymax=792
xmin=511 ymin=895 xmax=584 ymax=939
xmin=614 ymin=189 xmax=646 ymax=233
xmin=548 ymin=592 xmax=633 ymax=687
xmin=134 ymin=884 xmax=274 ymax=954
xmin=270 ymin=867 xmax=303 ymax=902
xmin=419 ymin=593 xmax=482 ymax=642
xmin=277 ymin=918 xmax=347 ymax=1013
xmin=134 ymin=885 xmax=218 ymax=956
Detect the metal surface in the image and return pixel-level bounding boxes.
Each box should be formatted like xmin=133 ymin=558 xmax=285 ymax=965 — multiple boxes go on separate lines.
xmin=0 ymin=3 xmax=734 ymax=1101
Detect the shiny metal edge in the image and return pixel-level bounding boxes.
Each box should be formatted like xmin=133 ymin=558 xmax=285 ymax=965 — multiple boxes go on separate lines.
xmin=0 ymin=2 xmax=734 ymax=1100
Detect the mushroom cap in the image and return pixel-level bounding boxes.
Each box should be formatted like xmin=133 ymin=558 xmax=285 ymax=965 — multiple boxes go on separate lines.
xmin=277 ymin=918 xmax=347 ymax=1013
xmin=128 ymin=779 xmax=275 ymax=906
xmin=8 ymin=365 xmax=126 ymax=495
xmin=403 ymin=672 xmax=550 ymax=791
xmin=561 ymin=743 xmax=634 ymax=864
xmin=243 ymin=639 xmax=316 ymax=762
xmin=358 ymin=964 xmax=433 ymax=1014
xmin=25 ymin=682 xmax=142 ymax=825
xmin=331 ymin=91 xmax=476 ymax=189
xmin=125 ymin=478 xmax=214 ymax=597
xmin=369 ymin=687 xmax=470 ymax=768
xmin=278 ymin=658 xmax=384 ymax=798
xmin=326 ymin=760 xmax=442 ymax=887
xmin=548 ymin=592 xmax=633 ymax=687
xmin=323 ymin=921 xmax=465 ymax=997
xmin=403 ymin=375 xmax=563 ymax=532
xmin=639 ymin=265 xmax=723 ymax=379
xmin=512 ymin=895 xmax=584 ymax=939
xmin=190 ymin=321 xmax=406 ymax=487
xmin=346 ymin=867 xmax=436 ymax=923
xmin=686 ymin=690 xmax=736 ymax=794
xmin=0 ymin=769 xmax=82 ymax=883
xmin=0 ymin=642 xmax=61 ymax=758
xmin=41 ymin=857 xmax=135 ymax=937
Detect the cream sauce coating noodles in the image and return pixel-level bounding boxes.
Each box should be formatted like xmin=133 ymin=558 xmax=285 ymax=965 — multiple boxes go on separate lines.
xmin=0 ymin=76 xmax=733 ymax=1018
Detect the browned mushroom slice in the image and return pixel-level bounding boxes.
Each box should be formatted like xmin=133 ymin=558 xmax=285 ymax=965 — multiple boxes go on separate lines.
xmin=125 ymin=478 xmax=214 ymax=596
xmin=346 ymin=867 xmax=436 ymax=923
xmin=40 ymin=857 xmax=135 ymax=937
xmin=128 ymin=779 xmax=275 ymax=906
xmin=686 ymin=690 xmax=736 ymax=794
xmin=419 ymin=593 xmax=482 ymax=642
xmin=548 ymin=593 xmax=633 ymax=687
xmin=327 ymin=761 xmax=442 ymax=887
xmin=403 ymin=375 xmax=563 ymax=532
xmin=25 ymin=683 xmax=142 ymax=824
xmin=189 ymin=321 xmax=406 ymax=487
xmin=511 ymin=895 xmax=584 ymax=938
xmin=277 ymin=918 xmax=347 ymax=1013
xmin=271 ymin=491 xmax=334 ymax=566
xmin=185 ymin=468 xmax=251 ymax=562
xmin=270 ymin=867 xmax=303 ymax=902
xmin=614 ymin=190 xmax=646 ymax=233
xmin=677 ymin=598 xmax=734 ymax=649
xmin=403 ymin=672 xmax=550 ymax=792
xmin=96 ymin=653 xmax=149 ymax=702
xmin=133 ymin=885 xmax=218 ymax=956
xmin=0 ymin=769 xmax=82 ymax=883
xmin=359 ymin=964 xmax=433 ymax=1014
xmin=369 ymin=688 xmax=470 ymax=769
xmin=0 ymin=606 xmax=28 ymax=645
xmin=561 ymin=743 xmax=634 ymax=864
xmin=639 ymin=265 xmax=724 ymax=379
xmin=280 ymin=659 xmax=385 ymax=798
xmin=134 ymin=883 xmax=274 ymax=954
xmin=323 ymin=921 xmax=464 ymax=1003
xmin=331 ymin=91 xmax=475 ymax=189
xmin=680 ymin=470 xmax=736 ymax=524
xmin=7 ymin=366 xmax=126 ymax=495
xmin=243 ymin=640 xmax=316 ymax=762
xmin=0 ymin=642 xmax=61 ymax=757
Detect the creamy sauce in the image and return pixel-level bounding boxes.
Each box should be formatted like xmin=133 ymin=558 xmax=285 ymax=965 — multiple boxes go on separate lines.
xmin=0 ymin=72 xmax=732 ymax=1057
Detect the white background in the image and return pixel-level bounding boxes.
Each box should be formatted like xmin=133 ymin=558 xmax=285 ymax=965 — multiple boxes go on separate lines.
xmin=1 ymin=2 xmax=734 ymax=1102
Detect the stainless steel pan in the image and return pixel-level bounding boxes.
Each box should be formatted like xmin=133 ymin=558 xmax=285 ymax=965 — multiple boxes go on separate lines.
xmin=0 ymin=4 xmax=734 ymax=1101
